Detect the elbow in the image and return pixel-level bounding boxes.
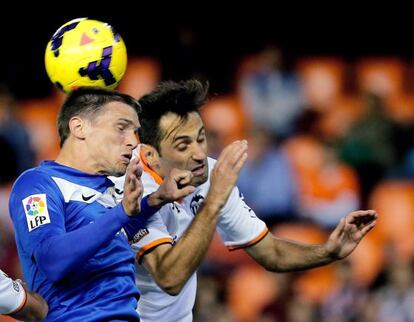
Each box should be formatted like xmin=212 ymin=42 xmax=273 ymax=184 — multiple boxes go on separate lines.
xmin=263 ymin=263 xmax=282 ymax=273
xmin=40 ymin=266 xmax=67 ymax=283
xmin=156 ymin=275 xmax=186 ymax=296
xmin=260 ymin=258 xmax=286 ymax=273
xmin=38 ymin=264 xmax=68 ymax=283
xmin=162 ymin=286 xmax=182 ymax=296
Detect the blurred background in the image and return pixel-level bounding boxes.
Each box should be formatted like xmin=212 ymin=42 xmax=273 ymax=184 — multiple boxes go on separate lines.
xmin=1 ymin=7 xmax=414 ymax=322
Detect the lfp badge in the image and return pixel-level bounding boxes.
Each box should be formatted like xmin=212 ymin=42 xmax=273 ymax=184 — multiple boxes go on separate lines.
xmin=22 ymin=194 xmax=51 ymax=232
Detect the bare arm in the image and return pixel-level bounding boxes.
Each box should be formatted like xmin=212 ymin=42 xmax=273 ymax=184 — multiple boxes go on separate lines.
xmin=141 ymin=140 xmax=248 ymax=295
xmin=245 ymin=210 xmax=378 ymax=272
xmin=10 ymin=290 xmax=48 ymax=321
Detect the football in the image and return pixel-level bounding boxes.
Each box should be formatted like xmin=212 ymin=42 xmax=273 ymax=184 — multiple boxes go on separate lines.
xmin=44 ymin=18 xmax=127 ymax=92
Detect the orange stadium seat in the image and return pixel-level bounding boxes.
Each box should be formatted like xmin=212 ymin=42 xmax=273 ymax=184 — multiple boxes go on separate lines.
xmin=385 ymin=94 xmax=414 ymax=123
xmin=316 ymin=96 xmax=366 ymax=139
xmin=16 ymin=91 xmax=63 ymax=163
xmin=272 ymin=223 xmax=337 ymax=303
xmin=201 ymin=95 xmax=249 ymax=151
xmin=296 ymin=57 xmax=346 ymax=110
xmin=347 ymin=232 xmax=384 ymax=287
xmin=355 ymin=57 xmax=406 ymax=98
xmin=227 ymin=265 xmax=278 ymax=322
xmin=368 ymin=180 xmax=414 ymax=260
xmin=117 ymin=57 xmax=161 ymax=99
xmin=283 ymin=135 xmax=359 ymax=201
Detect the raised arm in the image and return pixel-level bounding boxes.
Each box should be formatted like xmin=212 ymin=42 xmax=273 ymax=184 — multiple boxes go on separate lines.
xmin=245 ymin=210 xmax=377 ymax=272
xmin=142 ymin=140 xmax=248 ymax=295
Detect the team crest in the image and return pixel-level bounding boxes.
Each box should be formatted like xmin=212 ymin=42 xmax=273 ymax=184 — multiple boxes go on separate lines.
xmin=190 ymin=194 xmax=205 ymax=215
xmin=22 ymin=194 xmax=51 ymax=232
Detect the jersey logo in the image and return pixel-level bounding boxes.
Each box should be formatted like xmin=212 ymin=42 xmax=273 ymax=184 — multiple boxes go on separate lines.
xmin=131 ymin=228 xmax=149 ymax=244
xmin=12 ymin=280 xmax=20 ymax=292
xmin=190 ymin=194 xmax=205 ymax=216
xmin=82 ymin=194 xmax=96 ymax=201
xmin=22 ymin=194 xmax=51 ymax=232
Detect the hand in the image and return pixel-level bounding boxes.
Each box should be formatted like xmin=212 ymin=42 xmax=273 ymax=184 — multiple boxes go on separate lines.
xmin=148 ymin=168 xmax=196 ymax=208
xmin=324 ymin=210 xmax=378 ymax=259
xmin=122 ymin=158 xmax=144 ymax=216
xmin=207 ymin=140 xmax=248 ymax=209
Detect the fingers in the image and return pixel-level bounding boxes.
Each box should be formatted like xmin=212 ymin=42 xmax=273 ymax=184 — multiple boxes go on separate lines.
xmin=175 ymin=185 xmax=196 ymax=199
xmin=171 ymin=169 xmax=193 ymax=187
xmin=217 ymin=140 xmax=248 ymax=167
xmin=330 ymin=217 xmax=346 ymax=239
xmin=360 ymin=220 xmax=377 ymax=236
xmin=348 ymin=210 xmax=377 ymax=220
xmin=347 ymin=210 xmax=378 ymax=228
xmin=123 ymin=158 xmax=144 ymax=216
xmin=233 ymin=151 xmax=248 ymax=172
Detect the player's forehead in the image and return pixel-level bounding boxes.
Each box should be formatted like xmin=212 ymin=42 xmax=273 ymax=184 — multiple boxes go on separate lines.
xmin=159 ymin=112 xmax=204 ymax=143
xmin=96 ymin=101 xmax=139 ymax=126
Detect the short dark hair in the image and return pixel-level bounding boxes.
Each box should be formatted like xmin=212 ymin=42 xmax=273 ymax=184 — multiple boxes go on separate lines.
xmin=138 ymin=79 xmax=209 ymax=152
xmin=57 ymin=87 xmax=140 ymax=147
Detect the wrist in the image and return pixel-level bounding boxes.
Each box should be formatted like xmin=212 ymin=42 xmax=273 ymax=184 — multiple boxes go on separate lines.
xmin=139 ymin=195 xmax=160 ymax=220
xmin=322 ymin=243 xmax=340 ymax=262
xmin=202 ymin=196 xmax=224 ymax=214
xmin=147 ymin=192 xmax=166 ymax=208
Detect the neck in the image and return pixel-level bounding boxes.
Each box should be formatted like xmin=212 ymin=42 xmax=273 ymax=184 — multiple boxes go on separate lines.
xmin=55 ymin=142 xmax=99 ymax=174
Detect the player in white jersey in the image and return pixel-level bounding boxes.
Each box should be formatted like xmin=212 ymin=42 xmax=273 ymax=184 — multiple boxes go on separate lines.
xmin=113 ymin=80 xmax=378 ymax=322
xmin=0 ymin=269 xmax=48 ymax=321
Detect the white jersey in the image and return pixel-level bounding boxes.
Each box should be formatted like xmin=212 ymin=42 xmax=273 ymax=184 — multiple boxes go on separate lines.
xmin=111 ymin=155 xmax=268 ymax=322
xmin=0 ymin=270 xmax=26 ymax=315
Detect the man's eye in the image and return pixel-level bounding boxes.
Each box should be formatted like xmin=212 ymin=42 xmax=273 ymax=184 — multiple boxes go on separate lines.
xmin=177 ymin=144 xmax=188 ymax=151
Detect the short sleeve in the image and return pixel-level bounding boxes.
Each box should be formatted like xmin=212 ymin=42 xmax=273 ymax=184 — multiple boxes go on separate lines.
xmin=0 ymin=270 xmax=26 ymax=315
xmin=130 ymin=209 xmax=173 ymax=262
xmin=217 ymin=186 xmax=269 ymax=251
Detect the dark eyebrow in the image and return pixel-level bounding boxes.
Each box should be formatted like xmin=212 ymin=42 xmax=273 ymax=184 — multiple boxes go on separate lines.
xmin=117 ymin=118 xmax=135 ymax=124
xmin=172 ymin=126 xmax=205 ymax=143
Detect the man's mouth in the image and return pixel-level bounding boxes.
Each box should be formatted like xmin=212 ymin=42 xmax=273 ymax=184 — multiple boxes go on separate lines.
xmin=191 ymin=164 xmax=205 ymax=176
xmin=121 ymin=154 xmax=132 ymax=164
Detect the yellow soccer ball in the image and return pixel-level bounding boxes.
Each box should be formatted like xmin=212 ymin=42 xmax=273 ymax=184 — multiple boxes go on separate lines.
xmin=45 ymin=18 xmax=127 ymax=92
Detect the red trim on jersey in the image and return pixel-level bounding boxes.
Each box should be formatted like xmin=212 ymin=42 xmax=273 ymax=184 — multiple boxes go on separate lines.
xmin=227 ymin=227 xmax=269 ymax=251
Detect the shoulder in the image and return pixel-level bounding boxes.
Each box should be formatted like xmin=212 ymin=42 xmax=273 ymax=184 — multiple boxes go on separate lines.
xmin=13 ymin=163 xmax=55 ymax=186
xmin=11 ymin=167 xmax=53 ymax=194
xmin=9 ymin=165 xmax=63 ymax=207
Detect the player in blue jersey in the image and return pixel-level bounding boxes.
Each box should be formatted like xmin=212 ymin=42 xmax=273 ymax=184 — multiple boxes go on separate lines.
xmin=9 ymin=87 xmax=195 ymax=322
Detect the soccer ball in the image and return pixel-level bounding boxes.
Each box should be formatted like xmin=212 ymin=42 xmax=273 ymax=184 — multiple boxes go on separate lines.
xmin=44 ymin=18 xmax=127 ymax=92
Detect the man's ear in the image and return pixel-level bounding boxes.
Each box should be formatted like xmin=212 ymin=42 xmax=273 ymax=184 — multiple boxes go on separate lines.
xmin=140 ymin=144 xmax=161 ymax=171
xmin=68 ymin=116 xmax=86 ymax=140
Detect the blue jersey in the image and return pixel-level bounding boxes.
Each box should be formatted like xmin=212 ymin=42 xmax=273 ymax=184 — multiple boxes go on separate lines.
xmin=9 ymin=161 xmax=140 ymax=321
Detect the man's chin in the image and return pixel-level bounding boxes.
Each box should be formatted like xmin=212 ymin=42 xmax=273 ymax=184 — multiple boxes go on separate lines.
xmin=190 ymin=172 xmax=208 ymax=187
xmin=111 ymin=165 xmax=128 ymax=177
